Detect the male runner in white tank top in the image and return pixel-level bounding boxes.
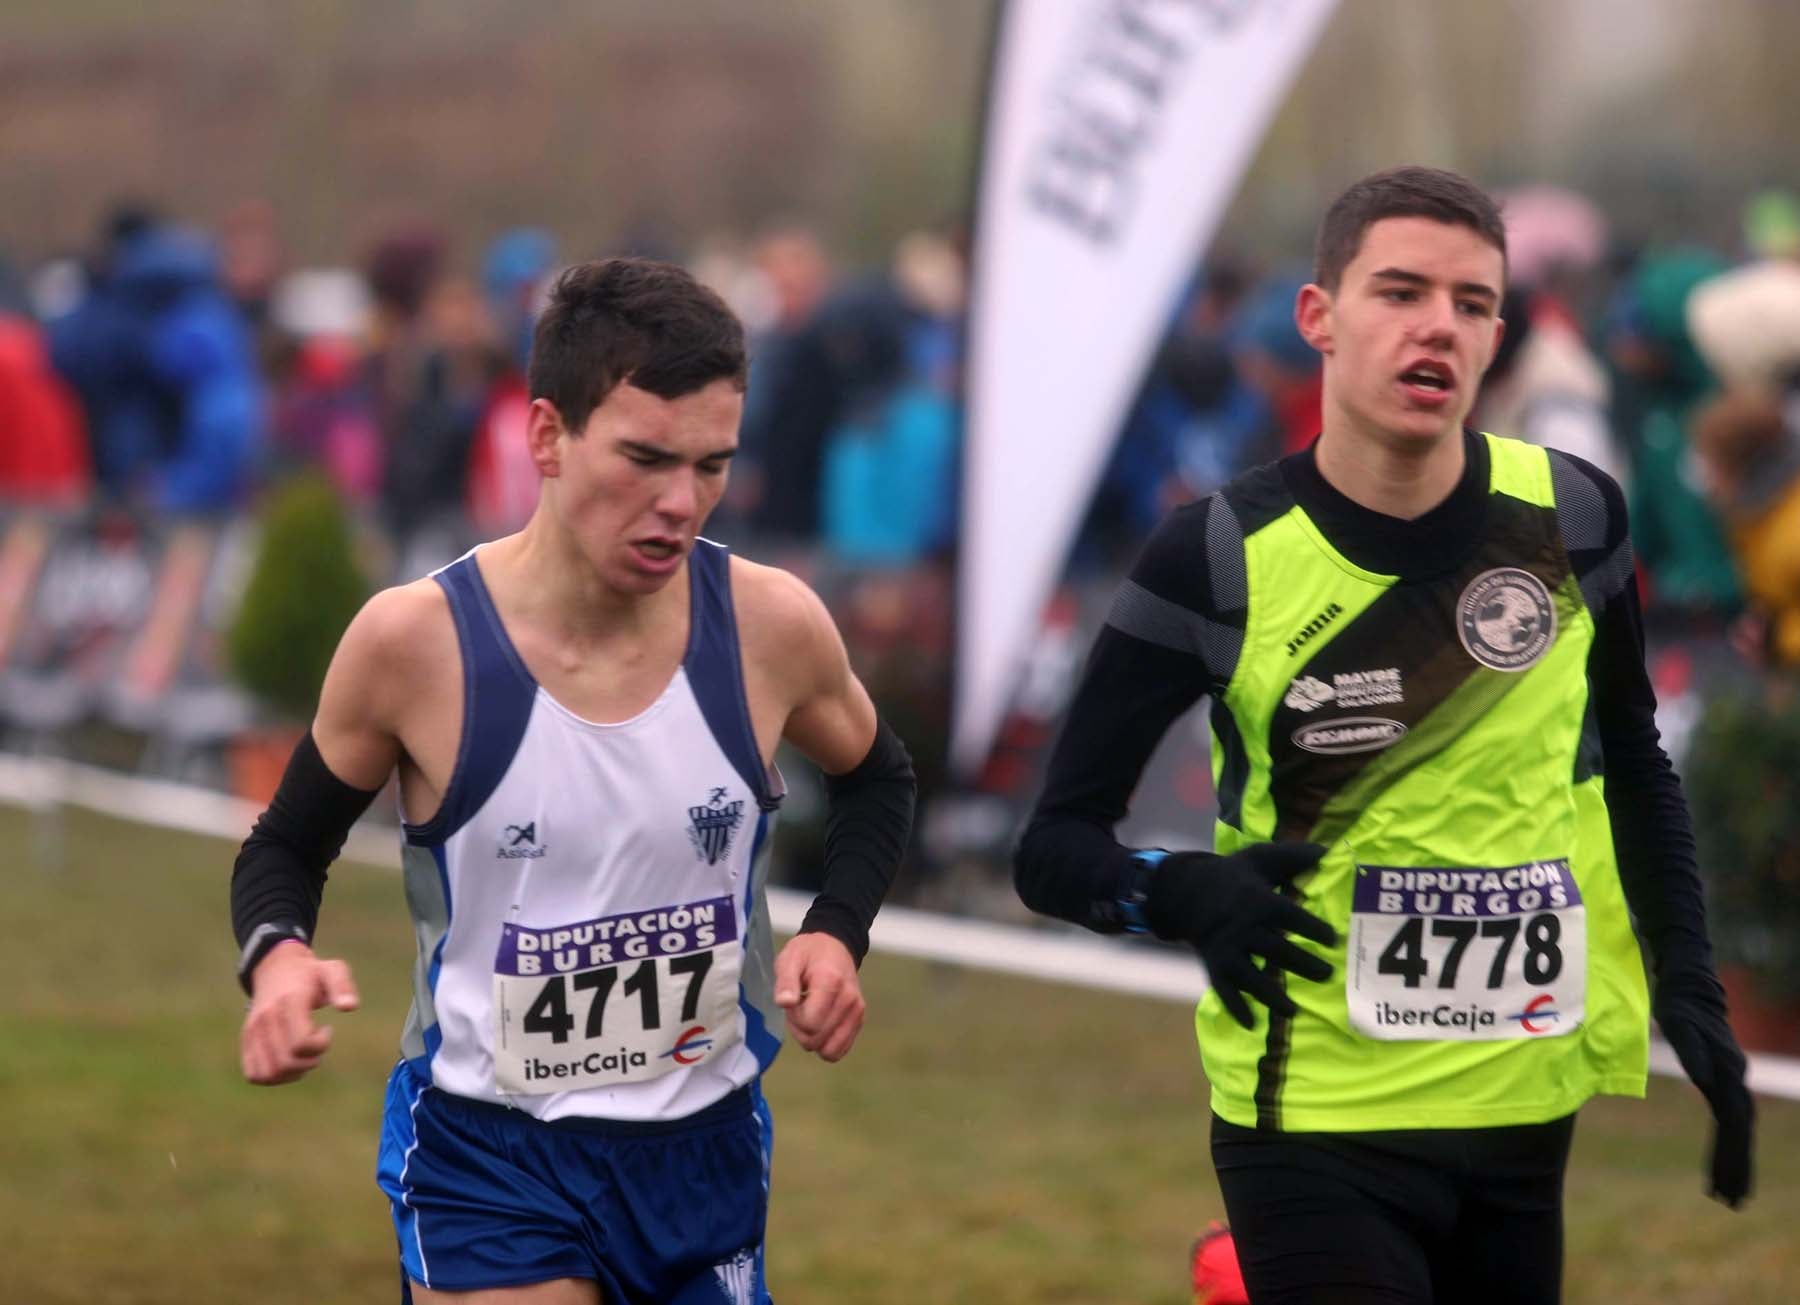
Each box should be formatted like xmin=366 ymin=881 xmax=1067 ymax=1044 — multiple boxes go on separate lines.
xmin=230 ymin=258 xmax=915 ymax=1303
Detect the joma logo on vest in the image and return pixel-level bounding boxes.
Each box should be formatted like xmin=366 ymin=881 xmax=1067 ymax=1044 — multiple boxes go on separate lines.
xmin=1285 ymin=603 xmax=1344 ymax=656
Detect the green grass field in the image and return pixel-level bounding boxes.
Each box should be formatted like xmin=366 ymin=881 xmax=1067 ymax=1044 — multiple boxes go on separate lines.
xmin=2 ymin=802 xmax=1795 ymax=1304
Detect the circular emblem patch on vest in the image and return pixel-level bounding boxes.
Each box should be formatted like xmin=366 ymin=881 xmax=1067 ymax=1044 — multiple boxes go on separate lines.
xmin=1458 ymin=567 xmax=1556 ymax=671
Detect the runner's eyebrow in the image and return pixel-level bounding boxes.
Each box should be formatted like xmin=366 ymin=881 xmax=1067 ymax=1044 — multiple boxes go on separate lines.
xmin=617 ymin=440 xmax=738 ymax=464
xmin=1368 ymin=268 xmax=1498 ymax=304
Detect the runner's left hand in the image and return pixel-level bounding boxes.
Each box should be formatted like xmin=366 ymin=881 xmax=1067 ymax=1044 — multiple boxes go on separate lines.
xmin=774 ymin=932 xmax=866 ymax=1062
xmin=1656 ymin=977 xmax=1755 ymax=1208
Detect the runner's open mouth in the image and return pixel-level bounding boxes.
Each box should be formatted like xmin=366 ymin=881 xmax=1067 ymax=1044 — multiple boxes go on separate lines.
xmin=1399 ymin=367 xmax=1452 ymax=391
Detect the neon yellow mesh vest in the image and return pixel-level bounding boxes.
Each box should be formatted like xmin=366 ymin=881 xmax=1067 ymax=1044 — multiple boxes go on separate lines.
xmin=1203 ymin=433 xmax=1649 ymax=1131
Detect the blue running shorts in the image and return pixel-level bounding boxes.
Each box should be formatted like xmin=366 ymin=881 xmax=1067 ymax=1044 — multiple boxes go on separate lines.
xmin=378 ymin=1060 xmax=773 ymax=1303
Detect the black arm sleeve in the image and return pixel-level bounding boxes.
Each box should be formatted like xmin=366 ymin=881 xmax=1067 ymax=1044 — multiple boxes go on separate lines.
xmin=230 ymin=731 xmax=382 ymax=988
xmin=1015 ymin=497 xmax=1237 ymax=932
xmin=798 ymin=714 xmax=916 ymax=966
xmin=1553 ymin=452 xmax=1717 ymax=989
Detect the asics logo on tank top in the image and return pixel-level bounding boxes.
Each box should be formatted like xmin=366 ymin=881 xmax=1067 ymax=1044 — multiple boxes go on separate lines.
xmin=498 ymin=821 xmax=547 ymax=859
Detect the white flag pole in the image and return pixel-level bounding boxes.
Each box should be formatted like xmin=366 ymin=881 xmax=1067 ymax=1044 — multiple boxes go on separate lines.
xmin=953 ymin=0 xmax=1340 ymax=778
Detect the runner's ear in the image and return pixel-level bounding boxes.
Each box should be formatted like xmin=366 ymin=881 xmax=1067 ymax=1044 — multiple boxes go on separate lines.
xmin=525 ymin=397 xmax=569 ymax=476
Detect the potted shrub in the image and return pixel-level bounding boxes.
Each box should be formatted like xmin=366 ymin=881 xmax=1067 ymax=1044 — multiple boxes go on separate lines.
xmin=1683 ymin=676 xmax=1800 ymax=1053
xmin=224 ymin=472 xmax=370 ymax=802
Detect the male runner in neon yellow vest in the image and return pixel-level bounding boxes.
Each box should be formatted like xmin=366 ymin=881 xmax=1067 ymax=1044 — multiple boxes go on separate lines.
xmin=1016 ymin=166 xmax=1754 ymax=1304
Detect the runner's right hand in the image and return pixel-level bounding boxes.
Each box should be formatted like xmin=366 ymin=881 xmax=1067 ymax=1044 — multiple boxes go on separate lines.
xmin=240 ymin=941 xmax=360 ymax=1085
xmin=1145 ymin=843 xmax=1336 ymax=1029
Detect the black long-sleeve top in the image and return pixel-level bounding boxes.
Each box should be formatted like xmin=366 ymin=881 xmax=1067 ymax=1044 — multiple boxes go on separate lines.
xmin=1015 ymin=430 xmax=1716 ymax=983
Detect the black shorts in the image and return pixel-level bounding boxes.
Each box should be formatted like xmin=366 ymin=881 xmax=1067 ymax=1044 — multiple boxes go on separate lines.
xmin=1210 ymin=1112 xmax=1576 ymax=1305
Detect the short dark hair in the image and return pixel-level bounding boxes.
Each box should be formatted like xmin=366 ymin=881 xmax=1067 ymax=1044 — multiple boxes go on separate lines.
xmin=528 ymin=258 xmax=748 ymax=435
xmin=1314 ymin=166 xmax=1506 ymax=292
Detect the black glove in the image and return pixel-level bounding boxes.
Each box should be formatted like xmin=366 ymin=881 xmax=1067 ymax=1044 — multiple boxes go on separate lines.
xmin=1655 ymin=973 xmax=1755 ymax=1208
xmin=1144 ymin=842 xmax=1335 ymax=1029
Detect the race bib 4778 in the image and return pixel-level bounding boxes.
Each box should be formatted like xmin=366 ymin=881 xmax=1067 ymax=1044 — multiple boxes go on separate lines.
xmin=1346 ymin=860 xmax=1586 ymax=1041
xmin=492 ymin=896 xmax=743 ymax=1094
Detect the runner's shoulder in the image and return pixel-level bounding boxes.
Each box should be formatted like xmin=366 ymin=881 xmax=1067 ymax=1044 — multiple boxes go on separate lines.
xmin=728 ymin=556 xmax=837 ymax=650
xmin=336 ymin=577 xmax=457 ymax=684
xmin=727 ymin=554 xmax=846 ymax=700
xmin=1543 ymin=447 xmax=1629 ymax=552
xmin=1129 ymin=489 xmax=1250 ymax=621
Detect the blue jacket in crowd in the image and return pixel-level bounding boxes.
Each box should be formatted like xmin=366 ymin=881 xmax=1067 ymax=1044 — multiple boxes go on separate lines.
xmin=51 ymin=226 xmax=262 ymax=517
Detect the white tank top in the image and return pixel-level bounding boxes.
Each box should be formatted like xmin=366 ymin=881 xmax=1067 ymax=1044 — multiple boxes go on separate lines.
xmin=395 ymin=540 xmax=785 ymax=1122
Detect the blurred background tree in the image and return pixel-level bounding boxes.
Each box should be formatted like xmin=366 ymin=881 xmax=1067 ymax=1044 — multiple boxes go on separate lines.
xmin=1685 ymin=681 xmax=1800 ymax=1050
xmin=226 ymin=472 xmax=368 ymax=726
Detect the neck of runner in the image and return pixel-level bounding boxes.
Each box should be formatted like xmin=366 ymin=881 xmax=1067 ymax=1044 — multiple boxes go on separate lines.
xmin=1283 ymin=428 xmax=1489 ymax=582
xmin=1312 ymin=419 xmax=1467 ymax=522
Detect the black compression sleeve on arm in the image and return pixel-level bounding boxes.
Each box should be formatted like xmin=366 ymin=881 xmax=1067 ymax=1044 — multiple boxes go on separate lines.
xmin=798 ymin=715 xmax=916 ymax=966
xmin=1592 ymin=575 xmax=1718 ymax=984
xmin=230 ymin=731 xmax=382 ymax=990
xmin=1015 ymin=629 xmax=1208 ymax=929
xmin=1556 ymin=453 xmax=1716 ymax=985
xmin=1015 ymin=498 xmax=1230 ymax=932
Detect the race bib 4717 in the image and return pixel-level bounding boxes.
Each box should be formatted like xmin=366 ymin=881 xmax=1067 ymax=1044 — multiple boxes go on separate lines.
xmin=492 ymin=896 xmax=743 ymax=1094
xmin=1346 ymin=860 xmax=1586 ymax=1041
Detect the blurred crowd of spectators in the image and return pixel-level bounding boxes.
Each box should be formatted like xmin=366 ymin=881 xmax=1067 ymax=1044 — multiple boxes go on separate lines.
xmin=8 ymin=190 xmax=1800 ymax=634
xmin=2 ymin=187 xmax=1800 ymax=841
xmin=0 ymin=203 xmax=968 ymax=583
